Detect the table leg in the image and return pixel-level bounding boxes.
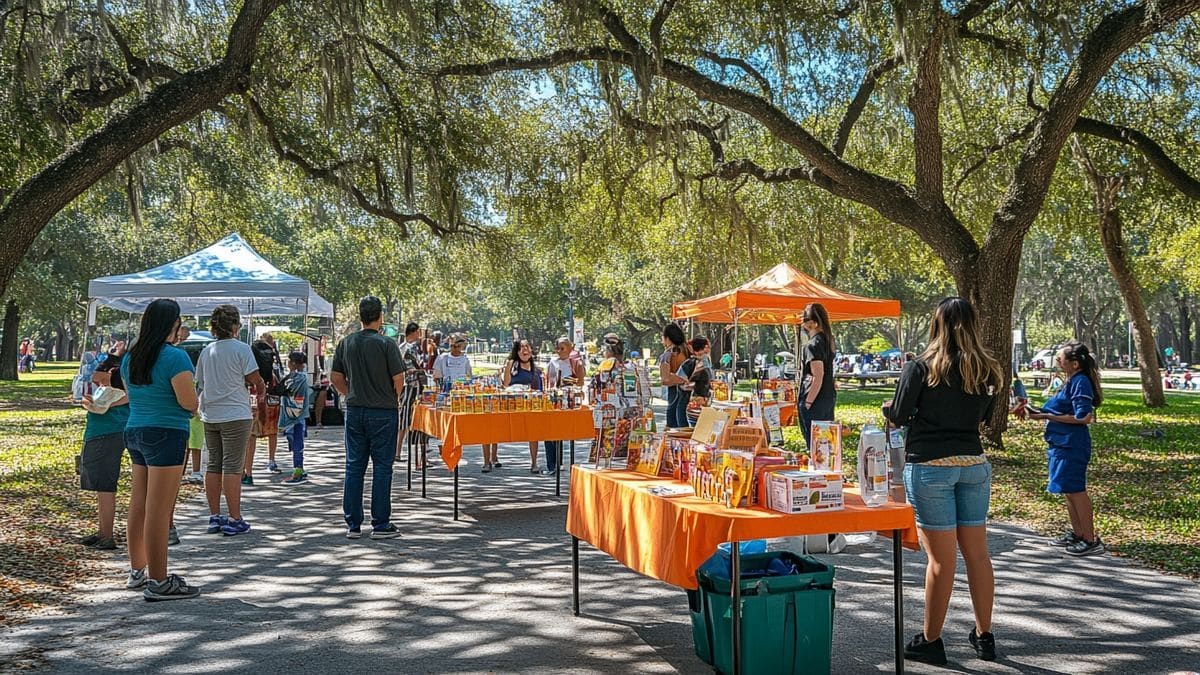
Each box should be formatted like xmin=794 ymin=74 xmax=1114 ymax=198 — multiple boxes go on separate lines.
xmin=453 ymin=465 xmax=459 ymax=521
xmin=406 ymin=432 xmax=412 ymax=491
xmin=570 ymin=439 xmax=576 ymax=466
xmin=572 ymin=535 xmax=580 ymax=616
xmin=893 ymin=529 xmax=905 ymax=675
xmin=555 ymin=441 xmax=563 ymax=497
xmin=421 ymin=433 xmax=427 ymax=499
xmin=731 ymin=542 xmax=742 ymax=675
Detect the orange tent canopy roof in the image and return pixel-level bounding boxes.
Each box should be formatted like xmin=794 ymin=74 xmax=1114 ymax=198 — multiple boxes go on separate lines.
xmin=671 ymin=263 xmax=901 ymax=324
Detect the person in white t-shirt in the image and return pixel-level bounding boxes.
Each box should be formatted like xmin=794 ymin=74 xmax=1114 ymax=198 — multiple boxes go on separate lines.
xmin=196 ymin=305 xmax=266 ymax=537
xmin=432 ymin=335 xmax=473 ymax=392
xmin=542 ymin=337 xmax=586 ymax=475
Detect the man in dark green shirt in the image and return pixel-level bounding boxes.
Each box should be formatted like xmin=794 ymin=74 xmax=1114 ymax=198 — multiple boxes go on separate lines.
xmin=331 ymin=296 xmax=406 ymax=540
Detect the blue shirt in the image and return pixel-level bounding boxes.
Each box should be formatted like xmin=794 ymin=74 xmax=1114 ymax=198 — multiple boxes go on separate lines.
xmin=120 ymin=345 xmax=195 ymax=432
xmin=85 ymin=404 xmax=130 ymax=441
xmin=1043 ymin=372 xmax=1094 ymax=450
xmin=508 ymin=363 xmax=543 ymax=390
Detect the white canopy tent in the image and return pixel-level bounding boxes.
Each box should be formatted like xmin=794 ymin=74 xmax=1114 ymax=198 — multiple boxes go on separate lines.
xmin=87 ymin=233 xmax=333 ymax=327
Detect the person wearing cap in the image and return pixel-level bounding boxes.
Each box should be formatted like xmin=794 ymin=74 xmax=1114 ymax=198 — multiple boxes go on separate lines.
xmin=330 ymin=296 xmax=407 ymax=540
xmin=544 ymin=337 xmax=586 ymax=475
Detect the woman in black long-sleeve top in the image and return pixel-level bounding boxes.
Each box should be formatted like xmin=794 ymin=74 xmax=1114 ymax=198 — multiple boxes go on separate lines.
xmin=883 ymin=297 xmax=1003 ymax=665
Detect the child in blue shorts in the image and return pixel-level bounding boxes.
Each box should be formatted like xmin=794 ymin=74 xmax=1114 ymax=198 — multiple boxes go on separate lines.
xmin=1029 ymin=341 xmax=1103 ymax=556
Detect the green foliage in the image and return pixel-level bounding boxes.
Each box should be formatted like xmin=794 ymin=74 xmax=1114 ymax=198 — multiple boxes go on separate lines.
xmin=857 ymin=335 xmax=892 ymax=354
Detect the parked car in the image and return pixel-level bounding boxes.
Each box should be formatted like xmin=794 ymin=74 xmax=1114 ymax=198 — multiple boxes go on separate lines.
xmin=177 ymin=330 xmax=216 ymax=364
xmin=1029 ymin=346 xmax=1059 ymax=371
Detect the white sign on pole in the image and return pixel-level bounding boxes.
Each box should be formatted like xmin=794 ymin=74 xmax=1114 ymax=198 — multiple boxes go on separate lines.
xmin=573 ymin=319 xmax=585 ymax=345
xmin=1012 ymin=329 xmax=1023 ymax=344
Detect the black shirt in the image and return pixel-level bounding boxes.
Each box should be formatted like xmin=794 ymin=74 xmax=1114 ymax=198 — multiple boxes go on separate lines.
xmin=801 ymin=332 xmax=835 ymax=401
xmin=882 ymin=359 xmax=997 ymax=463
xmin=681 ymin=357 xmax=711 ymax=398
xmin=330 ymin=329 xmax=405 ymax=409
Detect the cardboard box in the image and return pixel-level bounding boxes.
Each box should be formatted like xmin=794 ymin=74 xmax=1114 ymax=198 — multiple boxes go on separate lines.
xmin=766 ymin=470 xmax=845 ymax=514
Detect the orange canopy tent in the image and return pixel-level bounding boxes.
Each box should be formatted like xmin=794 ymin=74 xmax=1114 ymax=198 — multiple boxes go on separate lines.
xmin=671 ymin=262 xmax=901 ymax=325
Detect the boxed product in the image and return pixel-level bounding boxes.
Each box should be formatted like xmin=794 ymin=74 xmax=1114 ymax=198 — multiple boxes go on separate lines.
xmin=766 ymin=470 xmax=844 ymax=514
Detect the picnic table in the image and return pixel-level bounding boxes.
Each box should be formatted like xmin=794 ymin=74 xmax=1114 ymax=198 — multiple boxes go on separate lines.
xmin=834 ymin=370 xmax=901 ymax=389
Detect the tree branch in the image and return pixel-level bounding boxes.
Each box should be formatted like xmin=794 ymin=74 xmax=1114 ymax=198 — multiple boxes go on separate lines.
xmin=834 ymin=54 xmax=902 ymax=156
xmin=105 ymin=15 xmax=184 ymax=83
xmin=909 ymin=12 xmax=947 ymax=204
xmin=613 ymin=110 xmax=726 ymax=164
xmin=953 ymin=117 xmax=1037 ymax=194
xmin=690 ymin=49 xmax=772 ymax=101
xmin=649 ymin=0 xmax=676 ymax=61
xmin=246 ymin=97 xmax=466 ymax=238
xmin=1073 ymin=116 xmax=1200 ymax=200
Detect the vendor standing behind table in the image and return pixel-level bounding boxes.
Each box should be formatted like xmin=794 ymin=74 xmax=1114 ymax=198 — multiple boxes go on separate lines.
xmin=659 ymin=324 xmax=692 ymax=428
xmin=432 ymin=334 xmax=480 ymax=470
xmin=501 ymin=338 xmax=546 ymax=475
xmin=544 ymin=337 xmax=586 ymax=477
xmin=798 ymin=303 xmax=837 ymax=451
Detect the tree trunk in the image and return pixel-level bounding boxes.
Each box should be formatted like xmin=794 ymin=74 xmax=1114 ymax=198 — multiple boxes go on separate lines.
xmin=0 ymin=0 xmax=281 ymax=301
xmin=1178 ymin=292 xmax=1192 ymax=365
xmin=1076 ymin=161 xmax=1165 ymax=406
xmin=0 ymin=300 xmax=18 ymax=381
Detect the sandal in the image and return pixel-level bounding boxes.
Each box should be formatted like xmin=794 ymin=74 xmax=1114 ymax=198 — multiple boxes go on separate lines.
xmin=481 ymin=463 xmax=492 ymax=473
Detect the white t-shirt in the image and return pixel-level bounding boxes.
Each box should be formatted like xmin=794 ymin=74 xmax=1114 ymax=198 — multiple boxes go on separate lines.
xmin=546 ymin=355 xmax=578 ymax=387
xmin=196 ymin=339 xmax=260 ymax=423
xmin=433 ymin=352 xmax=472 ymax=385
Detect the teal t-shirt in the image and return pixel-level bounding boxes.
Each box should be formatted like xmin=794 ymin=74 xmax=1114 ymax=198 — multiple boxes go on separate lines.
xmin=120 ymin=345 xmax=195 ymax=432
xmin=84 ymin=404 xmax=130 ymax=441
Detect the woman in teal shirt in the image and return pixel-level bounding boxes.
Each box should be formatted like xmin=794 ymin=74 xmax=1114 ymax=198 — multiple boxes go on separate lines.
xmin=119 ymin=299 xmax=200 ymax=601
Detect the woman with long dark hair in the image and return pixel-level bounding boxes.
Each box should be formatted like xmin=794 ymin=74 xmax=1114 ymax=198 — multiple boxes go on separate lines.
xmin=501 ymin=338 xmax=546 ymax=473
xmin=798 ymin=302 xmax=837 ymax=450
xmin=658 ymin=324 xmax=692 ymax=428
xmin=119 ymin=299 xmax=200 ymax=601
xmin=1029 ymin=340 xmax=1103 ymax=556
xmin=884 ymin=297 xmax=1004 ymax=664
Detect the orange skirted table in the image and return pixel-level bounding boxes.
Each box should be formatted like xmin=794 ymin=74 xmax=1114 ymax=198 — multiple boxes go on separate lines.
xmin=408 ymin=404 xmax=595 ymax=519
xmin=566 ymin=467 xmax=917 ymax=674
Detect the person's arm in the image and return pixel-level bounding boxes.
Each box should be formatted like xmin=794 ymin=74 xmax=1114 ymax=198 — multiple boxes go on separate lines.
xmin=882 ymin=361 xmax=924 ymax=426
xmin=660 ymin=354 xmax=687 ymax=386
xmin=805 ymin=360 xmax=824 ymax=407
xmin=500 ymin=360 xmax=513 ymax=387
xmin=171 ymin=371 xmax=199 ymax=414
xmin=245 ymin=371 xmax=267 ymax=402
xmin=386 ymin=342 xmax=406 ymax=400
xmin=330 ymin=371 xmax=349 ymax=396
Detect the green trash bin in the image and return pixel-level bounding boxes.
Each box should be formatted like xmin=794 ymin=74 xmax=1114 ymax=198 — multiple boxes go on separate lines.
xmin=696 ymin=552 xmax=835 ymax=675
xmin=687 ymin=588 xmax=712 ymax=664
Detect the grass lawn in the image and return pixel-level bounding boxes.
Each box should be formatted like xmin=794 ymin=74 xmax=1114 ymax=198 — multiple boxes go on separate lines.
xmin=0 ymin=363 xmax=199 ymax=626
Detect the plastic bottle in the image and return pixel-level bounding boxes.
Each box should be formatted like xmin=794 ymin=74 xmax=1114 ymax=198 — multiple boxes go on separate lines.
xmin=857 ymin=424 xmax=889 ymax=507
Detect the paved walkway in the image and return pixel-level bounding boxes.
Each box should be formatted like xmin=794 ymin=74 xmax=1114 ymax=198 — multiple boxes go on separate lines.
xmin=3 ymin=429 xmax=1199 ymax=673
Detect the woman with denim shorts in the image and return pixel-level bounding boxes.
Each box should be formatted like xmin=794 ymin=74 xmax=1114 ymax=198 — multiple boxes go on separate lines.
xmin=883 ymin=297 xmax=1003 ymax=665
xmin=1028 ymin=340 xmax=1102 ymax=556
xmin=119 ymin=299 xmax=201 ymax=601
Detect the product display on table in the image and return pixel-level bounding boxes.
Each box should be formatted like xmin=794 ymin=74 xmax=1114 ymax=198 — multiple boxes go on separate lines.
xmin=808 ymin=420 xmax=843 ymax=472
xmin=856 ymin=424 xmax=890 ymax=507
xmin=766 ymin=470 xmax=845 ymax=514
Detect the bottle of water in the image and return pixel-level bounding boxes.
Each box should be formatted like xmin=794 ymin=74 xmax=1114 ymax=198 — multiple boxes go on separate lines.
xmin=857 ymin=425 xmax=890 ymax=507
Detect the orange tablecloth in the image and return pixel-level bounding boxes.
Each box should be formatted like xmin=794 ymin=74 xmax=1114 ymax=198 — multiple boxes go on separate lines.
xmin=566 ymin=467 xmax=918 ymax=590
xmin=411 ymin=404 xmax=595 ymax=470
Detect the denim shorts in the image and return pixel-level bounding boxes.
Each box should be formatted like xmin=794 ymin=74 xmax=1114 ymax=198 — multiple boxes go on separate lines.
xmin=125 ymin=426 xmax=190 ymax=467
xmin=1047 ymin=446 xmax=1090 ymax=494
xmin=904 ymin=461 xmax=992 ymax=531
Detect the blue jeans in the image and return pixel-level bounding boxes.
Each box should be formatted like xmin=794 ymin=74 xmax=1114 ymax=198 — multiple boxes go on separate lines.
xmin=666 ymin=386 xmax=691 ymax=428
xmin=798 ymin=397 xmax=836 ymax=451
xmin=543 ymin=440 xmax=561 ymax=472
xmin=286 ymin=421 xmax=306 ymax=469
xmin=343 ymin=407 xmax=398 ymax=530
xmin=904 ymin=461 xmax=992 ymax=531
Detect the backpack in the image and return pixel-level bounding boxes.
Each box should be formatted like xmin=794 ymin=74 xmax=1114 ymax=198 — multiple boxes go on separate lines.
xmin=252 ymin=341 xmax=287 ymax=396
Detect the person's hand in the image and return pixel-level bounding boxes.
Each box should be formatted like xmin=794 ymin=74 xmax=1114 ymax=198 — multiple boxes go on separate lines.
xmin=81 ymin=395 xmax=95 ymax=412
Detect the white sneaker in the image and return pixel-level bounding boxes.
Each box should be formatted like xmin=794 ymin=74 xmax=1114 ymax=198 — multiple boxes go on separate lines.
xmin=126 ymin=568 xmax=150 ymax=589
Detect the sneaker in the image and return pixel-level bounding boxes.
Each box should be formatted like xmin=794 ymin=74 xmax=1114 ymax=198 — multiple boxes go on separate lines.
xmin=1050 ymin=530 xmax=1081 ymax=547
xmin=241 ymin=474 xmax=254 ymax=486
xmin=283 ymin=471 xmax=308 ymax=485
xmin=206 ymin=514 xmax=227 ymax=534
xmin=904 ymin=633 xmax=947 ymax=665
xmin=1066 ymin=537 xmax=1105 ymax=557
xmin=126 ymin=568 xmax=150 ymax=589
xmin=167 ymin=526 xmax=180 ymax=546
xmin=143 ymin=574 xmax=201 ymax=601
xmin=268 ymin=461 xmax=281 ymax=474
xmin=481 ymin=463 xmax=492 ymax=473
xmin=94 ymin=537 xmax=117 ymax=550
xmin=189 ymin=471 xmax=204 ymax=484
xmin=529 ymin=466 xmax=540 ymax=474
xmin=80 ymin=532 xmax=102 ymax=547
xmin=539 ymin=468 xmax=556 ymax=476
xmin=346 ymin=527 xmax=362 ymax=539
xmin=493 ymin=462 xmax=502 ymax=469
xmin=369 ymin=524 xmax=401 ymax=540
xmin=221 ymin=518 xmax=251 ymax=536
xmin=969 ymin=629 xmax=997 ymax=661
